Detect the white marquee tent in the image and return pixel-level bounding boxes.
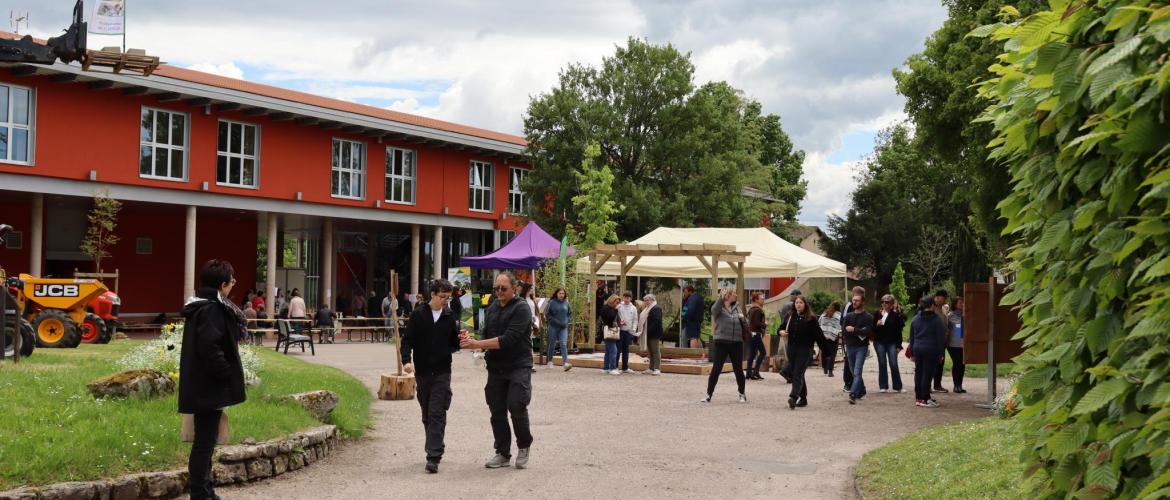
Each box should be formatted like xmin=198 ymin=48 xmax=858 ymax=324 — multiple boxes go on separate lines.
xmin=579 ymin=227 xmax=847 ymax=279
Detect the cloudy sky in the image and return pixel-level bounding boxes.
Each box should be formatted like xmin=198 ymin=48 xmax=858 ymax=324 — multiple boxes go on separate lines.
xmin=24 ymin=0 xmax=947 ymax=228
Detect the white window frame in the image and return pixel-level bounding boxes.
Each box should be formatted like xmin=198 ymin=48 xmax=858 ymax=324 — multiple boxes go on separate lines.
xmin=508 ymin=167 xmax=529 ymax=215
xmin=499 ymin=230 xmax=516 ymax=247
xmin=216 ymin=119 xmax=260 ymax=189
xmin=139 ymin=107 xmax=189 ymax=182
xmin=469 ymin=160 xmax=494 ymax=213
xmin=331 ymin=138 xmax=366 ymax=200
xmin=0 ymin=83 xmax=35 ymax=166
xmin=384 ymin=146 xmax=416 ymax=205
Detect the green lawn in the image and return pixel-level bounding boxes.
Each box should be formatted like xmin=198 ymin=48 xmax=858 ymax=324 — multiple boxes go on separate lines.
xmin=856 ymin=417 xmax=1026 ymax=499
xmin=0 ymin=341 xmax=370 ymax=490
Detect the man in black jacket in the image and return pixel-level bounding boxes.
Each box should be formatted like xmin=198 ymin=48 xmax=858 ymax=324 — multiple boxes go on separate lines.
xmin=842 ymin=294 xmax=875 ymax=404
xmin=643 ymin=294 xmax=664 ymax=375
xmin=179 ymin=260 xmax=247 ymax=500
xmin=460 ymin=272 xmax=534 ymax=470
xmin=402 ymin=279 xmax=461 ymax=473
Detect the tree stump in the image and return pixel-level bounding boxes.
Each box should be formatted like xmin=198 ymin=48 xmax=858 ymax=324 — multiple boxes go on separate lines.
xmin=378 ymin=373 xmax=415 ymax=401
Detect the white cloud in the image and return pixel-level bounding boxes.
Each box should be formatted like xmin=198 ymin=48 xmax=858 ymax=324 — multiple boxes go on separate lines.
xmin=183 ymin=62 xmax=245 ymax=80
xmin=23 ymin=0 xmax=948 ymax=229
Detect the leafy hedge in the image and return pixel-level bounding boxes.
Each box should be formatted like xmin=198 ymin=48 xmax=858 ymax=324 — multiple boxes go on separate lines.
xmin=977 ymin=1 xmax=1170 ymax=497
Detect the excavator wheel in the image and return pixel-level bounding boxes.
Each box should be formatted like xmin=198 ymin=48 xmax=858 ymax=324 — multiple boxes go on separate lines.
xmin=5 ymin=318 xmax=36 ymax=358
xmin=33 ymin=309 xmax=80 ymax=348
xmin=80 ymin=313 xmax=105 ymax=344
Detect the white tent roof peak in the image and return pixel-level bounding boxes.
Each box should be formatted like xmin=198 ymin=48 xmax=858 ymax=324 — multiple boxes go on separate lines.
xmin=580 ymin=227 xmax=846 ymax=279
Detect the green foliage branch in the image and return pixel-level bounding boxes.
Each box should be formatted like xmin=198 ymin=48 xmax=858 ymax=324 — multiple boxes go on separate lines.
xmin=79 ymin=189 xmax=122 ymax=272
xmin=977 ymin=1 xmax=1170 ymax=496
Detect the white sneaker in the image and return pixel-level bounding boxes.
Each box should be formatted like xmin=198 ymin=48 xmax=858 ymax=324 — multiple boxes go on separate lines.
xmin=546 ymin=362 xmax=554 ymax=368
xmin=699 ymin=394 xmax=712 ymax=403
xmin=608 ymin=369 xmax=621 ymax=375
xmin=651 ymin=369 xmax=661 ymax=376
xmin=738 ymin=393 xmax=748 ymax=403
xmin=515 ymin=448 xmax=530 ymax=469
xmin=879 ymin=389 xmax=889 ymax=393
xmin=623 ymin=369 xmax=635 ymax=374
xmin=563 ymin=363 xmax=572 ymax=372
xmin=894 ymin=389 xmax=904 ymax=393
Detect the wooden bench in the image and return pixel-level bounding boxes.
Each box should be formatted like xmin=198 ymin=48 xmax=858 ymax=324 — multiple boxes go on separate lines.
xmin=245 ymin=328 xmax=275 ymax=346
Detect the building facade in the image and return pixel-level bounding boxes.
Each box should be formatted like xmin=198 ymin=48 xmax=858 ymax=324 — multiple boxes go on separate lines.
xmin=0 ymin=42 xmax=528 ymax=316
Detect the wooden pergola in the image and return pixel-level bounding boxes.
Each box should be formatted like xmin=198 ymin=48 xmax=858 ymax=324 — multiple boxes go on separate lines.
xmin=584 ymin=243 xmax=751 ymax=350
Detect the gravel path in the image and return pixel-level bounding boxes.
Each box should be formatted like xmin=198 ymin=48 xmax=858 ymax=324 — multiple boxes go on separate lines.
xmin=223 ymin=343 xmax=993 ymax=499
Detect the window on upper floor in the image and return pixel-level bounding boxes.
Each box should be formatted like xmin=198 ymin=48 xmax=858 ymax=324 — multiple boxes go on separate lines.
xmin=508 ymin=167 xmax=529 ymax=215
xmin=331 ymin=138 xmax=366 ymax=199
xmin=469 ymin=160 xmax=494 ymax=212
xmin=139 ymin=107 xmax=187 ymax=181
xmin=0 ymin=83 xmax=34 ymax=165
xmin=217 ymin=120 xmax=259 ymax=188
xmin=384 ymin=146 xmax=416 ymax=204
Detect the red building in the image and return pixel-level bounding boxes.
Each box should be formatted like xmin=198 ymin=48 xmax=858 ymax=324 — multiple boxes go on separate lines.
xmin=0 ymin=35 xmax=529 ymax=316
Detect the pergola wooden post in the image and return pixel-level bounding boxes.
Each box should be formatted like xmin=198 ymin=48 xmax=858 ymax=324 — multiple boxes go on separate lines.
xmin=584 ymin=243 xmax=749 ymax=353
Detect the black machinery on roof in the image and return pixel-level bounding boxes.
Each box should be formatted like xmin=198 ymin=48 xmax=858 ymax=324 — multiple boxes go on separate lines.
xmin=0 ymin=1 xmax=159 ymax=76
xmin=0 ymin=1 xmax=86 ymax=65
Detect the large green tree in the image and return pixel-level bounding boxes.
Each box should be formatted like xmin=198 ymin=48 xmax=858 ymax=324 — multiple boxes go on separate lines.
xmin=893 ymin=0 xmax=1047 ymax=265
xmin=979 ymin=1 xmax=1170 ymax=496
xmin=522 ymin=38 xmax=804 ymax=241
xmin=822 ymin=124 xmax=968 ymax=292
xmin=755 ymin=110 xmax=808 ymax=236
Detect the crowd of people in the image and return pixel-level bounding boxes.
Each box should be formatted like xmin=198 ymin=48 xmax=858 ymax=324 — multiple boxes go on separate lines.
xmin=179 ymin=261 xmax=970 ymax=489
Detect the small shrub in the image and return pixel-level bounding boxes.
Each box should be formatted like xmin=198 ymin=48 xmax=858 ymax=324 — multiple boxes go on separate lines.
xmin=118 ymin=323 xmax=262 ymax=385
xmin=807 ymin=291 xmax=835 ymax=314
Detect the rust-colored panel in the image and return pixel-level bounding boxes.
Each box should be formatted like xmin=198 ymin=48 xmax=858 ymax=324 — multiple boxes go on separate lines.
xmin=962 ymin=282 xmax=1025 ymax=364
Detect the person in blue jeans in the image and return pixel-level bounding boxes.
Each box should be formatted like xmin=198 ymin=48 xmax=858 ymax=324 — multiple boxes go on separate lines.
xmin=599 ymin=295 xmax=621 ymax=374
xmin=873 ymin=294 xmax=906 ymax=393
xmin=842 ymin=294 xmax=875 ymax=404
xmin=544 ymin=288 xmax=572 ymax=371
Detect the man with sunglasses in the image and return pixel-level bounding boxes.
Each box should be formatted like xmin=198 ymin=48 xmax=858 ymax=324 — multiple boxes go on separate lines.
xmin=460 ymin=272 xmax=534 ymax=470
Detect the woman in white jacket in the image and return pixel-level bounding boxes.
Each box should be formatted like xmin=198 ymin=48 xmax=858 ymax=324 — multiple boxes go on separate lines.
xmin=817 ymin=301 xmax=843 ymax=377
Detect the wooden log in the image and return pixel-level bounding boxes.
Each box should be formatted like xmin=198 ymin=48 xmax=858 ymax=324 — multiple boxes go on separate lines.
xmin=378 ymin=373 xmax=416 ymax=400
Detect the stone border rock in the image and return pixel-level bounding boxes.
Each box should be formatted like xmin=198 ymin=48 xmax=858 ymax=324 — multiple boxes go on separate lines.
xmin=0 ymin=425 xmax=339 ymax=500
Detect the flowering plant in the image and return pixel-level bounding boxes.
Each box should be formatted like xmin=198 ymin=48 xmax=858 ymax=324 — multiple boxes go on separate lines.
xmin=992 ymin=377 xmax=1020 ymax=419
xmin=117 ymin=323 xmax=262 ymax=386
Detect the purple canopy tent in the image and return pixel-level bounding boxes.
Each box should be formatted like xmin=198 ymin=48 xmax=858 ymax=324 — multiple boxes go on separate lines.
xmin=459 ymin=222 xmax=575 ymax=270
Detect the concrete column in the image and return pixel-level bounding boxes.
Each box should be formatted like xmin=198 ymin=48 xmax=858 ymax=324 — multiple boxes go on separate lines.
xmin=183 ymin=206 xmax=197 ymax=300
xmin=433 ymin=225 xmax=443 ymax=280
xmin=365 ymin=231 xmax=376 ymax=298
xmin=323 ymin=219 xmax=334 ymax=310
xmin=266 ymin=212 xmax=277 ymax=320
xmin=29 ymin=193 xmax=43 ymax=276
xmin=410 ymin=224 xmax=420 ymax=298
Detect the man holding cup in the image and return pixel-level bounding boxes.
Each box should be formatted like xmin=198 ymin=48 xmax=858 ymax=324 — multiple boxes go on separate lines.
xmin=401 ymin=279 xmax=461 ymax=473
xmin=460 ymin=272 xmax=534 ymax=470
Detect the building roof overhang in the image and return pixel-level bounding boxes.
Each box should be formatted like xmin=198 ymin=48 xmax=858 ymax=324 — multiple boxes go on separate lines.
xmin=0 ymin=58 xmax=527 ymax=161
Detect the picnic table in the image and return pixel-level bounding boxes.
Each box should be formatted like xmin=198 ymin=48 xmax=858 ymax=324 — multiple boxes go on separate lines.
xmin=246 ymin=316 xmax=406 ymax=344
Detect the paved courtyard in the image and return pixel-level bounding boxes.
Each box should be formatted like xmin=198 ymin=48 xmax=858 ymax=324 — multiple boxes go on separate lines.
xmin=225 ymin=343 xmax=992 ymax=500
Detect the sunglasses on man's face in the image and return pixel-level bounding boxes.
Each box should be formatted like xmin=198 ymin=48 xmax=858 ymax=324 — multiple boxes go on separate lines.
xmin=494 ymin=285 xmax=511 ymax=292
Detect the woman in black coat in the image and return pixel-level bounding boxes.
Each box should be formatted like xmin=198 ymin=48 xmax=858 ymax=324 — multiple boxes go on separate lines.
xmin=778 ymin=295 xmax=822 ymax=410
xmin=179 ymin=259 xmax=247 ymax=500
